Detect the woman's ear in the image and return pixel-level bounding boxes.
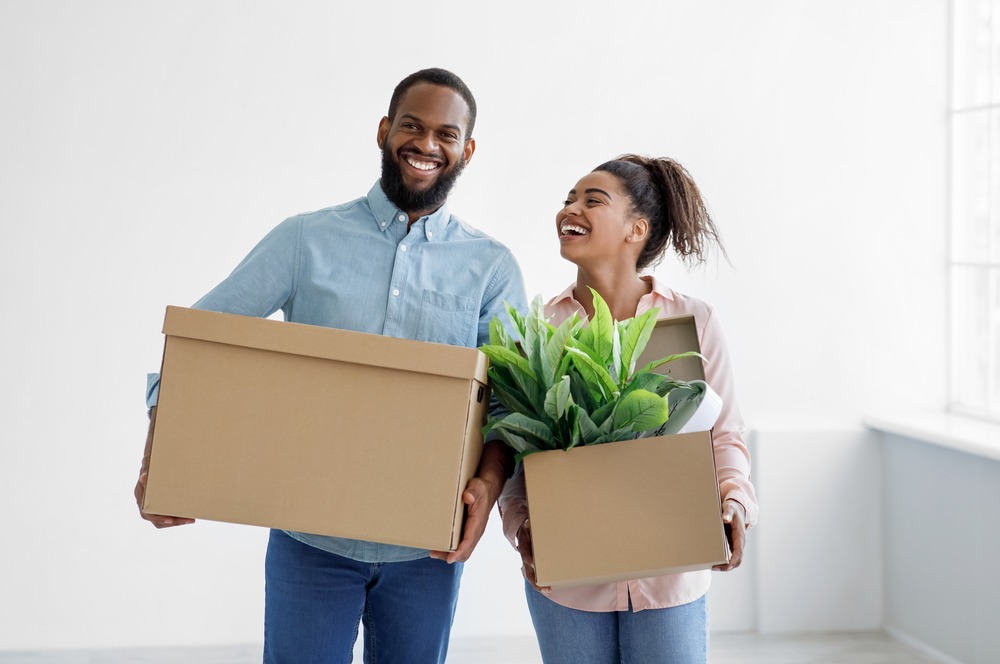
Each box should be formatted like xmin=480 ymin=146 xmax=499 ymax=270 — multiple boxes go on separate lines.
xmin=627 ymin=218 xmax=649 ymax=243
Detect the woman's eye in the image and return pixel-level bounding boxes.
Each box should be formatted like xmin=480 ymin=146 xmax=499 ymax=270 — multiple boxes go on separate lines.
xmin=588 ymin=198 xmax=603 ymax=205
xmin=563 ymin=200 xmax=573 ymax=206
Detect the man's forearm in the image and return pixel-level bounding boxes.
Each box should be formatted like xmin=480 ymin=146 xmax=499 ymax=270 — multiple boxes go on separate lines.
xmin=476 ymin=439 xmax=514 ymax=502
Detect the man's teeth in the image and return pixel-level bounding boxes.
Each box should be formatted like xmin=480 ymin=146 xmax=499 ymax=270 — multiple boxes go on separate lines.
xmin=561 ymin=224 xmax=590 ymax=236
xmin=405 ymin=156 xmax=439 ymax=171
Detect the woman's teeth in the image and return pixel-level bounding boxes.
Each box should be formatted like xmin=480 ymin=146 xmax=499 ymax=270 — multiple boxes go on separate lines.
xmin=561 ymin=223 xmax=590 ymax=236
xmin=405 ymin=156 xmax=439 ymax=171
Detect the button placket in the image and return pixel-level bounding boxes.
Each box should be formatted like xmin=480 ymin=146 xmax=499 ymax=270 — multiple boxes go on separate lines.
xmin=381 ymin=222 xmax=412 ymax=337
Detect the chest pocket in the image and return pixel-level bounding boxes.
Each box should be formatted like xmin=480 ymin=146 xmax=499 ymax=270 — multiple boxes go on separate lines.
xmin=414 ymin=290 xmax=478 ymax=347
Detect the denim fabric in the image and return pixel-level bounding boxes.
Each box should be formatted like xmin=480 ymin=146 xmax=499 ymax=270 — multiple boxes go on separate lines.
xmin=263 ymin=529 xmax=463 ymax=664
xmin=146 ymin=180 xmax=528 ymax=563
xmin=524 ymin=580 xmax=708 ymax=664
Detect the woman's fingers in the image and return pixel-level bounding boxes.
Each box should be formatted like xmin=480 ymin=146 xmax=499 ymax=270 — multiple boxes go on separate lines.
xmin=713 ymin=499 xmax=746 ymax=571
xmin=516 ymin=520 xmax=551 ymax=593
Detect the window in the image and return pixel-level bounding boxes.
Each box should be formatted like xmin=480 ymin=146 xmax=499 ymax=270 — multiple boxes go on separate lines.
xmin=951 ymin=0 xmax=1000 ymax=419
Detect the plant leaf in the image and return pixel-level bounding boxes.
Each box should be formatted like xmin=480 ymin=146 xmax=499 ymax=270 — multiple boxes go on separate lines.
xmin=565 ymin=405 xmax=582 ymax=449
xmin=590 ymin=400 xmax=616 ymax=429
xmin=543 ymin=376 xmax=573 ymax=420
xmin=566 ymin=347 xmax=619 ymax=402
xmin=619 ymin=308 xmax=659 ymax=383
xmin=567 ymin=367 xmax=598 ymax=412
xmin=489 ymin=316 xmax=518 ymax=354
xmin=610 ymin=323 xmax=623 ymax=385
xmin=489 ymin=371 xmax=540 ymax=418
xmin=480 ymin=344 xmax=534 ymax=378
xmin=588 ymin=287 xmax=615 ymax=365
xmin=494 ymin=428 xmax=539 ymax=454
xmin=636 ymin=350 xmax=706 ymax=376
xmin=612 ymin=388 xmax=670 ymax=432
xmin=577 ymin=408 xmax=602 ymax=444
xmin=544 ymin=315 xmax=575 ymax=384
xmin=494 ymin=413 xmax=556 ymax=447
xmin=504 ymin=300 xmax=527 ymax=343
xmin=591 ymin=425 xmax=635 ymax=445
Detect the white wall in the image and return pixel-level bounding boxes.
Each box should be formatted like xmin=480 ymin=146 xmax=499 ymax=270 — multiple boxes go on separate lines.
xmin=0 ymin=0 xmax=948 ymax=650
xmin=881 ymin=433 xmax=1000 ymax=664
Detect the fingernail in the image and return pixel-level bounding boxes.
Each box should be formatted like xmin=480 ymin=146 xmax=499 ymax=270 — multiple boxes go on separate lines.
xmin=541 ymin=588 xmax=551 ymax=595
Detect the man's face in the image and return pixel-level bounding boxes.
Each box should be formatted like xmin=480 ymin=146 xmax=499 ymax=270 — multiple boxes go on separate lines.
xmin=377 ymin=83 xmax=476 ymax=215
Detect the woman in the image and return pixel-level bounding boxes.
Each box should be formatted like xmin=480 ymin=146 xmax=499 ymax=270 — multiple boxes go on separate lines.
xmin=498 ymin=155 xmax=758 ymax=664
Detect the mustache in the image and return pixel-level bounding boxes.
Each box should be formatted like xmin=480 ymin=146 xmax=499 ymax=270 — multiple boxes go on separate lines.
xmin=398 ymin=147 xmax=445 ymax=164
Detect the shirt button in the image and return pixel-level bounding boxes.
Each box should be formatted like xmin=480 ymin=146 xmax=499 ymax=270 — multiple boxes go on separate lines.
xmin=427 ymin=232 xmax=433 ymax=238
xmin=381 ymin=222 xmax=386 ymax=227
xmin=400 ymin=245 xmax=407 ymax=252
xmin=398 ymin=214 xmax=406 ymax=222
xmin=393 ymin=289 xmax=400 ymax=296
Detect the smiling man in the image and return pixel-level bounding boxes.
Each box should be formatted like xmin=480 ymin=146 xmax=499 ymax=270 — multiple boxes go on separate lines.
xmin=134 ymin=69 xmax=528 ymax=664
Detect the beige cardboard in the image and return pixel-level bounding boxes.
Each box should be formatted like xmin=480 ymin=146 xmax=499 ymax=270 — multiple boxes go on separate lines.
xmin=636 ymin=315 xmax=705 ymax=382
xmin=524 ymin=431 xmax=728 ymax=589
xmin=524 ymin=314 xmax=727 ymax=589
xmin=143 ymin=306 xmax=489 ymax=551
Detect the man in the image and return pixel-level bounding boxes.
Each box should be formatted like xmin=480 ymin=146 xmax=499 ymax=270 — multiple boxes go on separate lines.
xmin=134 ymin=68 xmax=528 ymax=664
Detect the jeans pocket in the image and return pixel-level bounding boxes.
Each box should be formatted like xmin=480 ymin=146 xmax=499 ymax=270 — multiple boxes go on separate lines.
xmin=415 ymin=290 xmax=477 ymax=347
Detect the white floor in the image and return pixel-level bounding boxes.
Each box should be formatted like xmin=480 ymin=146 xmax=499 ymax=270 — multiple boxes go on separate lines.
xmin=0 ymin=631 xmax=946 ymax=664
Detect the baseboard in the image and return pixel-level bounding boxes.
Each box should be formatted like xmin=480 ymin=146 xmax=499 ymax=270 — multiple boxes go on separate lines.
xmin=884 ymin=624 xmax=966 ymax=664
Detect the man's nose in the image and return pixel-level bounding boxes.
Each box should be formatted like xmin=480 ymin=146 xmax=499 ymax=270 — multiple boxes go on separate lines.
xmin=413 ymin=131 xmax=439 ymax=155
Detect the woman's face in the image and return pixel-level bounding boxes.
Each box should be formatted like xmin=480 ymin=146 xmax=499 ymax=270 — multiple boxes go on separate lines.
xmin=556 ymin=171 xmax=637 ymax=266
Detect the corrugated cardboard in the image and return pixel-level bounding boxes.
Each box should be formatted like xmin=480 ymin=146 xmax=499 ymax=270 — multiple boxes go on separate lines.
xmin=524 ymin=314 xmax=729 ymax=589
xmin=142 ymin=306 xmax=490 ymax=552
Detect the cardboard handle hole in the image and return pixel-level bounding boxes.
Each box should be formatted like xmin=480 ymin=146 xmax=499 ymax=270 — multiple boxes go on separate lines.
xmin=477 ymin=386 xmax=485 ymax=403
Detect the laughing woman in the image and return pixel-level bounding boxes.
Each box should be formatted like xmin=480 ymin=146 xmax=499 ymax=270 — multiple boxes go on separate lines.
xmin=498 ymin=155 xmax=758 ymax=664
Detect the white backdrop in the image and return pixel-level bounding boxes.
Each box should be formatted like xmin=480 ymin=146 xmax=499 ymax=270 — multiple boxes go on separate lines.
xmin=0 ymin=0 xmax=947 ymax=650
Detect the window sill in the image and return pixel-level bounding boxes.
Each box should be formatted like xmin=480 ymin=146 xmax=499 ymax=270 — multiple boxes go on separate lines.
xmin=864 ymin=412 xmax=1000 ymax=463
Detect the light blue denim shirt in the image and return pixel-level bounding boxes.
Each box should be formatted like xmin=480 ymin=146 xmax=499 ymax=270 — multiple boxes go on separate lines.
xmin=146 ymin=180 xmax=528 ymax=563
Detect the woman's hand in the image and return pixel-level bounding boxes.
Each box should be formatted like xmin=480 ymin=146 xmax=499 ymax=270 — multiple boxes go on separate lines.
xmin=712 ymin=499 xmax=747 ymax=572
xmin=516 ymin=519 xmax=551 ymax=594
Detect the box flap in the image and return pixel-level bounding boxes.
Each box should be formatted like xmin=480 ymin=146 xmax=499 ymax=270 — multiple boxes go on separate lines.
xmin=635 ymin=315 xmax=705 ymax=382
xmin=162 ymin=306 xmax=489 ymax=382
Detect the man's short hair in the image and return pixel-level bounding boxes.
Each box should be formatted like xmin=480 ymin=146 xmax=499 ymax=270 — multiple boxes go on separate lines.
xmin=387 ymin=68 xmax=477 ymax=140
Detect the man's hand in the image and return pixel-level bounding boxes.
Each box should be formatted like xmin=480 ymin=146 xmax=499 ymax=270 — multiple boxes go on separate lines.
xmin=515 ymin=518 xmax=551 ymax=594
xmin=429 ymin=440 xmax=512 ymax=564
xmin=134 ymin=405 xmax=195 ymax=529
xmin=429 ymin=476 xmax=496 ymax=563
xmin=712 ymin=499 xmax=747 ymax=572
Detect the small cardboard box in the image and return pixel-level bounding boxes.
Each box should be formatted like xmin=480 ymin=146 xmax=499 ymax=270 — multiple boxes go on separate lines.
xmin=142 ymin=306 xmax=490 ymax=552
xmin=524 ymin=315 xmax=729 ymax=589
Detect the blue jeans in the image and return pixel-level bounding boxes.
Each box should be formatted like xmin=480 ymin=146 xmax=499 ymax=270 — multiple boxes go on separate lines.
xmin=264 ymin=529 xmax=464 ymax=664
xmin=524 ymin=580 xmax=708 ymax=664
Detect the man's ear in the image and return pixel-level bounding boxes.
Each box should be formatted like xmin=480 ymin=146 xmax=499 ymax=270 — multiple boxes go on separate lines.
xmin=377 ymin=116 xmax=391 ymax=150
xmin=463 ymin=137 xmax=476 ymax=166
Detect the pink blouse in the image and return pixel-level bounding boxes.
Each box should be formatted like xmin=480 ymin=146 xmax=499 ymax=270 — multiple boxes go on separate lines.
xmin=497 ymin=276 xmax=758 ymax=612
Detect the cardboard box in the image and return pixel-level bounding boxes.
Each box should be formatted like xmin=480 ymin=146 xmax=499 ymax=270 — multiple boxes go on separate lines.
xmin=142 ymin=306 xmax=490 ymax=552
xmin=524 ymin=315 xmax=729 ymax=589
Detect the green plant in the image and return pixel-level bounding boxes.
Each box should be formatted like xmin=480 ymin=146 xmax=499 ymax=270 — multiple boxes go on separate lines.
xmin=481 ymin=289 xmax=701 ymax=462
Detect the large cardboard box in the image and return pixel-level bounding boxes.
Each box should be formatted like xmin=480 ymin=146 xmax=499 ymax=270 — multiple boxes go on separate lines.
xmin=142 ymin=306 xmax=490 ymax=552
xmin=524 ymin=315 xmax=729 ymax=589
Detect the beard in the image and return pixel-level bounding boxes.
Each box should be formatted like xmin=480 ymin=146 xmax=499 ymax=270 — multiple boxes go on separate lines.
xmin=380 ymin=145 xmax=466 ymax=214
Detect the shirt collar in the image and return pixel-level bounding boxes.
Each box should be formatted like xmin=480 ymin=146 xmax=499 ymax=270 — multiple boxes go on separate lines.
xmin=547 ymin=275 xmax=676 ymax=319
xmin=367 ymin=179 xmax=450 ymax=242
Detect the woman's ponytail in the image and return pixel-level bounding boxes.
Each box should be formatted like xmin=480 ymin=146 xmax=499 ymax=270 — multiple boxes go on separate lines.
xmin=593 ymin=154 xmax=725 ymax=270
